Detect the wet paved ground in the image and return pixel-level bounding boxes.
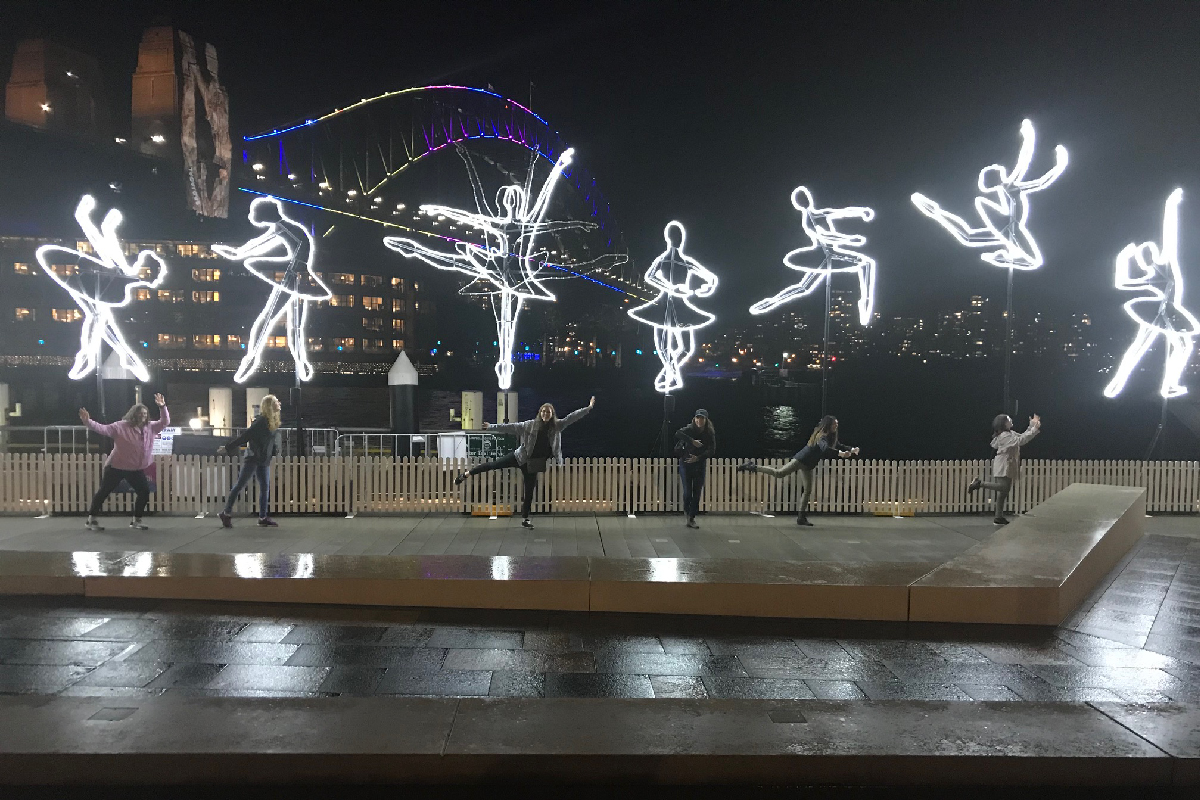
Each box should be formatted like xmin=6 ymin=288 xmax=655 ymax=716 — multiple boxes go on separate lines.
xmin=1 ymin=517 xmax=1198 ymax=701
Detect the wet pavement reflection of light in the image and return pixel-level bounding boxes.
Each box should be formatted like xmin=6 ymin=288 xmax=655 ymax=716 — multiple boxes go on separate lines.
xmin=70 ymin=552 xmax=103 ymax=577
xmin=649 ymin=558 xmax=682 ymax=583
xmin=233 ymin=553 xmax=265 ymax=579
xmin=491 ymin=556 xmax=512 ymax=581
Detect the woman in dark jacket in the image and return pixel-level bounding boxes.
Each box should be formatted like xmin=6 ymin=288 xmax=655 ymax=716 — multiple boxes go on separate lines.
xmin=217 ymin=394 xmax=282 ymax=528
xmin=738 ymin=415 xmax=858 ymax=526
xmin=455 ymin=396 xmax=594 ymax=529
xmin=675 ymin=409 xmax=716 ymax=529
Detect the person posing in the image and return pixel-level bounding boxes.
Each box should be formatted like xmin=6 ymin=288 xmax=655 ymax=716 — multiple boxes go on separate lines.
xmin=675 ymin=409 xmax=717 ymax=529
xmin=217 ymin=394 xmax=283 ymax=528
xmin=455 ymin=397 xmax=595 ymax=529
xmin=968 ymin=413 xmax=1041 ymax=525
xmin=80 ymin=393 xmax=169 ymax=531
xmin=737 ymin=414 xmax=858 ymax=526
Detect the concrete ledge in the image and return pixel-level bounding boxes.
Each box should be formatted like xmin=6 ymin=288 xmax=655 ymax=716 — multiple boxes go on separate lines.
xmin=0 ymin=696 xmax=1189 ymax=786
xmin=909 ymin=484 xmax=1145 ymax=625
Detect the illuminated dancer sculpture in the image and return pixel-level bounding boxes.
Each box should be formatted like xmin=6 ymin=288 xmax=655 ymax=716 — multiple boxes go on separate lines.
xmin=384 ymin=147 xmax=588 ymax=390
xmin=213 ymin=197 xmax=332 ymax=383
xmin=628 ymin=221 xmax=719 ymax=394
xmin=1104 ymin=189 xmax=1199 ymax=399
xmin=911 ymin=119 xmax=1067 ymax=271
xmin=750 ymin=186 xmax=876 ymax=325
xmin=36 ymin=195 xmax=167 ymax=382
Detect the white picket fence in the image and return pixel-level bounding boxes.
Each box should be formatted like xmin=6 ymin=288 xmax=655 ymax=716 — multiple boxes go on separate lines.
xmin=0 ymin=455 xmax=1196 ymax=517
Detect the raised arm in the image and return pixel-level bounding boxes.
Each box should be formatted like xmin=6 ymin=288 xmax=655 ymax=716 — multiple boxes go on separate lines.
xmin=1017 ymin=145 xmax=1068 ymax=192
xmin=149 ymin=396 xmax=170 ymax=435
xmin=213 ymin=229 xmax=279 ymax=261
xmin=558 ymin=401 xmax=593 ymax=430
xmin=486 ymin=420 xmax=528 ymax=436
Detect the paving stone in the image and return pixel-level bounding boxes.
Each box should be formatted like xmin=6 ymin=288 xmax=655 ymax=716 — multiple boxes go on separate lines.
xmin=72 ymin=660 xmax=169 ymax=688
xmin=543 ymin=673 xmax=655 ymax=699
xmin=376 ymin=668 xmax=492 ymax=697
xmin=0 ymin=616 xmax=110 ymax=639
xmin=234 ymin=623 xmax=296 ymax=643
xmin=856 ymin=682 xmax=972 ymax=701
xmin=1 ymin=639 xmax=129 ymax=667
xmin=281 ymin=624 xmax=387 ymax=645
xmin=650 ymin=675 xmax=708 ymax=699
xmin=957 ymin=684 xmax=1023 ymax=701
xmin=204 ymin=664 xmax=331 ymax=693
xmin=0 ymin=663 xmax=93 ymax=693
xmin=804 ymin=679 xmax=868 ymax=700
xmin=285 ymin=644 xmax=446 ymax=669
xmin=443 ymin=648 xmax=593 ymax=673
xmin=701 ymin=677 xmax=817 ymax=700
xmin=489 ymin=670 xmax=546 ymax=698
xmin=123 ymin=641 xmax=299 ymax=665
xmin=424 ymin=628 xmax=523 ymax=650
xmin=318 ymin=666 xmax=386 ymax=695
xmin=593 ymin=652 xmax=745 ymax=677
xmin=144 ymin=663 xmax=227 ymax=690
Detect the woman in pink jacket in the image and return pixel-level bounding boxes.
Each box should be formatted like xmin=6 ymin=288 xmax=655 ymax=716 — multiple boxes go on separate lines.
xmin=79 ymin=393 xmax=169 ymax=531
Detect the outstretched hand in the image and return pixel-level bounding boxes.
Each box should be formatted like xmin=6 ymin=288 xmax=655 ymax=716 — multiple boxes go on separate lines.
xmin=588 ymin=396 xmax=595 ymax=409
xmin=851 ymin=447 xmax=860 ymax=456
xmin=78 ymin=407 xmax=90 ymax=424
xmin=153 ymin=393 xmax=166 ymax=407
xmin=1030 ymin=414 xmax=1041 ymax=428
xmin=216 ymin=445 xmax=227 ymax=455
xmin=481 ymin=421 xmax=490 ymax=430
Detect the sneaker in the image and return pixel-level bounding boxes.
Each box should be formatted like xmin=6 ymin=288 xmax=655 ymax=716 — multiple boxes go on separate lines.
xmin=736 ymin=461 xmax=757 ymax=473
xmin=218 ymin=511 xmax=232 ymax=528
xmin=521 ymin=518 xmax=534 ymax=529
xmin=129 ymin=519 xmax=148 ymax=530
xmin=967 ymin=477 xmax=982 ymax=494
xmin=454 ymin=472 xmax=467 ymax=486
xmin=84 ymin=517 xmax=104 ymax=532
xmin=797 ymin=517 xmax=814 ymax=526
xmin=993 ymin=517 xmax=1009 ymax=525
xmin=258 ymin=517 xmax=279 ymax=527
xmin=686 ymin=517 xmax=699 ymax=529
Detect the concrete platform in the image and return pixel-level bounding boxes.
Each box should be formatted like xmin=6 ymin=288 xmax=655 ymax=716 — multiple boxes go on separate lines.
xmin=0 ymin=484 xmax=1148 ymax=624
xmin=0 ymin=695 xmax=1193 ymax=786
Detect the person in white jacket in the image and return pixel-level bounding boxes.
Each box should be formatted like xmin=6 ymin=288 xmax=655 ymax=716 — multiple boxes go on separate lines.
xmin=968 ymin=413 xmax=1041 ymax=525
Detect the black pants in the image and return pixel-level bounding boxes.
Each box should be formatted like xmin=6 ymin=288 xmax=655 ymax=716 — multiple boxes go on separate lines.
xmin=679 ymin=461 xmax=706 ymax=519
xmin=980 ymin=476 xmax=1013 ymax=521
xmin=89 ymin=466 xmax=151 ymax=518
xmin=468 ymin=453 xmax=539 ymax=519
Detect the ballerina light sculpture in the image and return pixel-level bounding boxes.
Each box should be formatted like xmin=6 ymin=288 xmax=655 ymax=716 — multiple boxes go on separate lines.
xmin=212 ymin=196 xmax=333 ymax=383
xmin=750 ymin=186 xmax=876 ymax=325
xmin=1104 ymin=188 xmax=1199 ymax=399
xmin=383 ymin=147 xmax=591 ymax=390
xmin=628 ymin=221 xmax=719 ymax=394
xmin=36 ymin=195 xmax=167 ymax=382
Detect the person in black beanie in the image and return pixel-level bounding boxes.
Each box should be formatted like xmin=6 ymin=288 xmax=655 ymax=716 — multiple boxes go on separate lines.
xmin=675 ymin=408 xmax=716 ymax=529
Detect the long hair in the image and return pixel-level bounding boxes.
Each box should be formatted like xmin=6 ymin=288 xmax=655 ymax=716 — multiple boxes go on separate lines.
xmin=692 ymin=416 xmax=714 ymax=435
xmin=807 ymin=415 xmax=838 ymax=447
xmin=991 ymin=414 xmax=1010 ymax=435
xmin=531 ymin=402 xmax=558 ymax=435
xmin=260 ymin=394 xmax=281 ymax=431
xmin=122 ymin=403 xmax=149 ymax=427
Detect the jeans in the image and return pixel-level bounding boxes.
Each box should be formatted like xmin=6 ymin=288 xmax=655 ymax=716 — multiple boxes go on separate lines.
xmin=754 ymin=458 xmax=815 ymax=520
xmin=469 ymin=452 xmax=539 ymax=518
xmin=223 ymin=459 xmax=271 ymax=519
xmin=980 ymin=476 xmax=1013 ymax=521
xmin=679 ymin=461 xmax=706 ymax=519
xmin=89 ymin=466 xmax=151 ymax=518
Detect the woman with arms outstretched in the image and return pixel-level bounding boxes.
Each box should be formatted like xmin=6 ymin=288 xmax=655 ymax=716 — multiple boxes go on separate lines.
xmin=80 ymin=393 xmax=169 ymax=531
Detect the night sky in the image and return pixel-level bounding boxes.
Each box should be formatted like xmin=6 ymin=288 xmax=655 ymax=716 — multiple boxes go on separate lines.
xmin=3 ymin=0 xmax=1200 ymax=326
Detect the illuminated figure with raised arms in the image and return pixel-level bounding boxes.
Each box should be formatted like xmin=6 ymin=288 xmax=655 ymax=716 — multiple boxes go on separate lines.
xmin=628 ymin=221 xmax=719 ymax=394
xmin=36 ymin=195 xmax=167 ymax=382
xmin=750 ymin=186 xmax=876 ymax=325
xmin=911 ymin=119 xmax=1067 ymax=271
xmin=1104 ymin=188 xmax=1199 ymax=399
xmin=384 ymin=147 xmax=589 ymax=390
xmin=213 ymin=197 xmax=332 ymax=383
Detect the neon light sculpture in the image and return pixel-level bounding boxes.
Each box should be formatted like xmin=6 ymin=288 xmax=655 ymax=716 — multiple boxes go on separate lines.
xmin=383 ymin=147 xmax=590 ymax=390
xmin=628 ymin=221 xmax=719 ymax=393
xmin=36 ymin=195 xmax=167 ymax=382
xmin=213 ymin=196 xmax=332 ymax=383
xmin=911 ymin=119 xmax=1067 ymax=271
xmin=1104 ymin=189 xmax=1199 ymax=399
xmin=750 ymin=186 xmax=876 ymax=325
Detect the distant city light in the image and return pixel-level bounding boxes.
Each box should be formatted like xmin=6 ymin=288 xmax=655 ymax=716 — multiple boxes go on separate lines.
xmin=150 ymin=134 xmax=166 ymax=143
xmin=40 ymin=103 xmax=51 ymax=113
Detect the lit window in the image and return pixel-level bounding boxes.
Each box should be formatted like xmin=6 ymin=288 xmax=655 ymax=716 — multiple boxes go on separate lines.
xmin=192 ymin=291 xmax=220 ymax=304
xmin=191 ymin=268 xmax=221 ymax=282
xmin=273 ymin=271 xmax=287 ymax=282
xmin=329 ymin=272 xmax=356 ymax=285
xmin=13 ymin=262 xmax=30 ymax=275
xmin=14 ymin=307 xmax=36 ymax=321
xmin=392 ymin=318 xmax=405 ymax=333
xmin=392 ymin=339 xmax=405 ymax=350
xmin=329 ymin=294 xmax=355 ymax=307
xmin=227 ymin=335 xmax=243 ymax=349
xmin=363 ymin=338 xmax=385 ymax=352
xmin=267 ymin=336 xmax=288 ymax=349
xmin=361 ymin=274 xmax=382 ymax=287
xmin=307 ymin=337 xmax=324 ymax=352
xmin=176 ymin=243 xmax=208 ymax=257
xmin=362 ymin=296 xmax=383 ymax=311
xmin=192 ymin=334 xmax=222 ymax=349
xmin=157 ymin=333 xmax=186 ymax=349
xmin=363 ymin=317 xmax=383 ymax=331
xmin=331 ymin=337 xmax=355 ymax=350
xmin=391 ymin=298 xmax=405 ymax=313
xmin=75 ymin=240 xmax=94 ymax=254
xmin=158 ymin=289 xmax=184 ymax=303
xmin=391 ymin=277 xmax=405 ymax=290
xmin=52 ymin=308 xmax=82 ymax=322
xmin=135 ymin=288 xmax=152 ymax=301
xmin=50 ymin=263 xmax=79 ymax=277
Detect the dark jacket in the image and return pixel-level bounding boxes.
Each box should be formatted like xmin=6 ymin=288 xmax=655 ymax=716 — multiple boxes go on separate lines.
xmin=225 ymin=415 xmax=280 ymax=462
xmin=675 ymin=423 xmax=716 ymax=464
xmin=793 ymin=435 xmax=850 ymax=469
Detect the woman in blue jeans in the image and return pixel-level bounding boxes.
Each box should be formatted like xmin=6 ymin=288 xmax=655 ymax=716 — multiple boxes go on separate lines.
xmin=217 ymin=394 xmax=282 ymax=527
xmin=675 ymin=409 xmax=716 ymax=528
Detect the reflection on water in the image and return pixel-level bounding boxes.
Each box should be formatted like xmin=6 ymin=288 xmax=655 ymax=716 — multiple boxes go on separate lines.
xmin=123 ymin=552 xmax=153 ymax=577
xmin=293 ymin=553 xmax=314 ymax=579
xmin=648 ymin=558 xmax=681 ymax=583
xmin=233 ymin=553 xmax=264 ymax=579
xmin=490 ymin=556 xmax=512 ymax=581
xmin=71 ymin=552 xmax=103 ymax=577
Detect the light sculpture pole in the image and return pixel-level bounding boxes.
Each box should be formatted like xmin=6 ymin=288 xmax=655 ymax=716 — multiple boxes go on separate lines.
xmin=383 ymin=148 xmax=589 ymax=391
xmin=911 ymin=119 xmax=1067 ymax=413
xmin=37 ymin=195 xmax=168 ymax=417
xmin=628 ymin=221 xmax=719 ymax=455
xmin=1103 ymin=189 xmax=1199 ymax=456
xmin=213 ymin=196 xmax=333 ymax=456
xmin=749 ymin=186 xmax=875 ymax=416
